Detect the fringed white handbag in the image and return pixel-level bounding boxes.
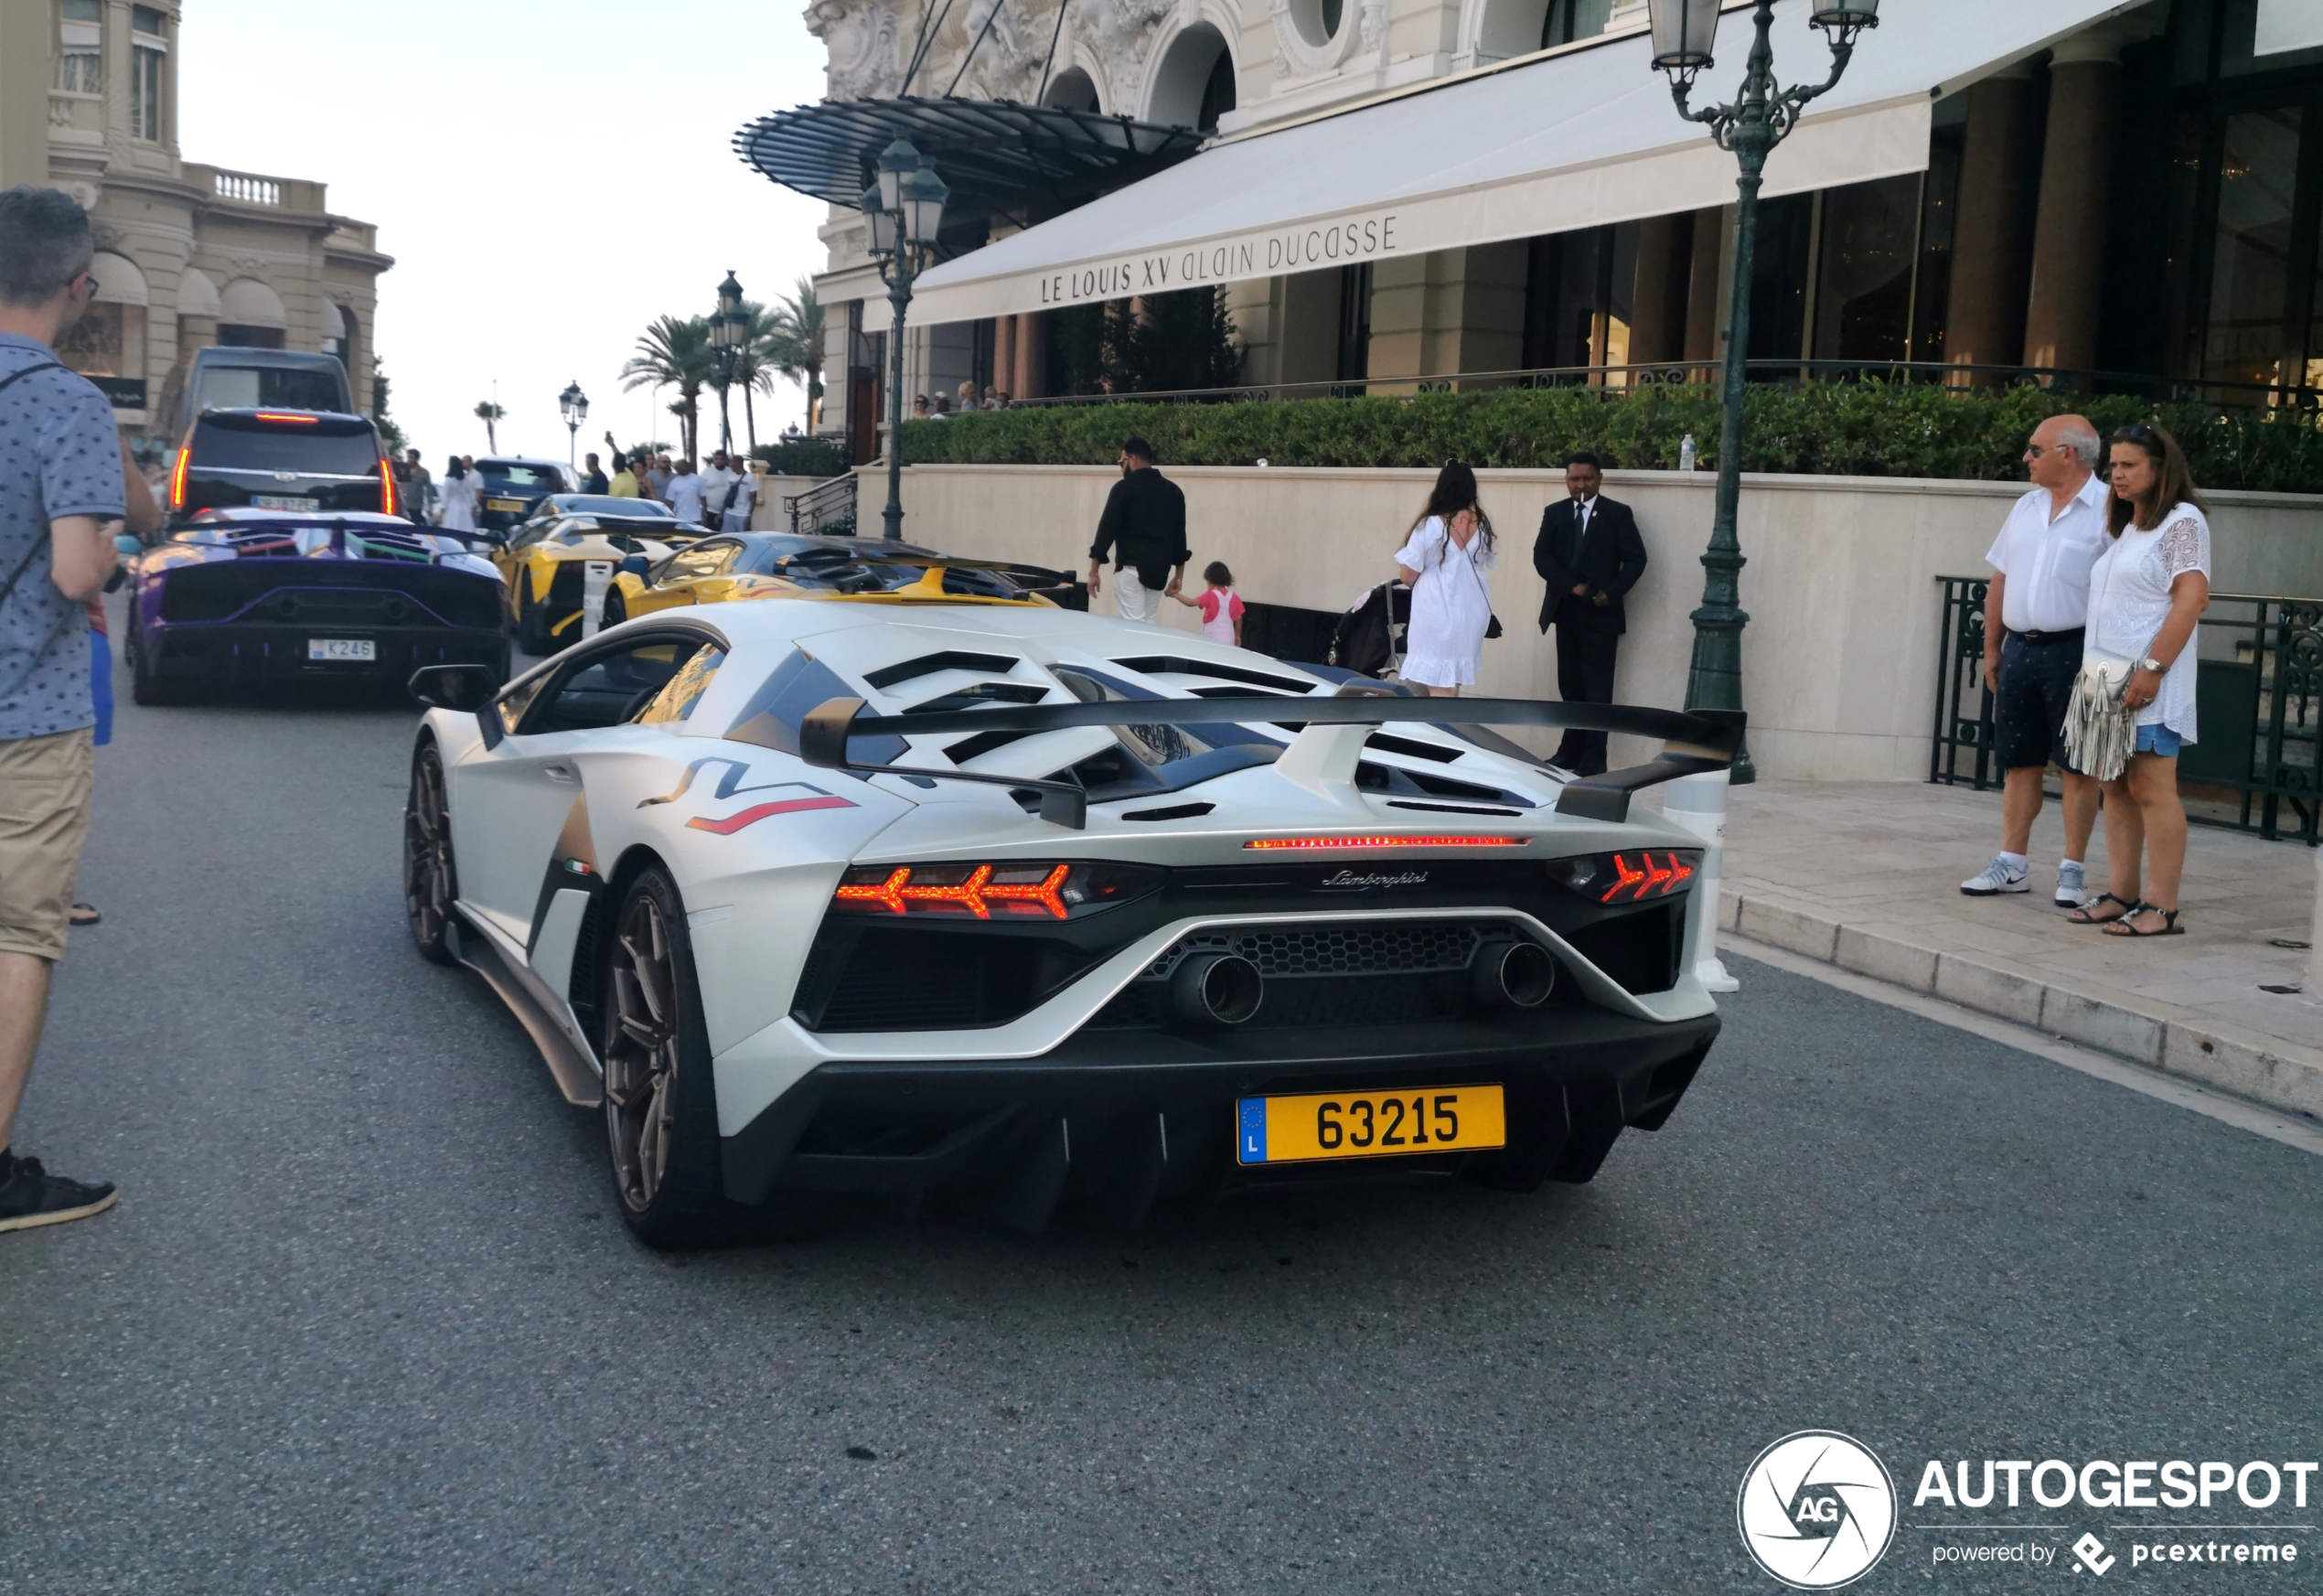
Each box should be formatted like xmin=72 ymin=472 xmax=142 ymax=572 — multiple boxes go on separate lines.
xmin=2062 ymin=656 xmax=2137 ymax=782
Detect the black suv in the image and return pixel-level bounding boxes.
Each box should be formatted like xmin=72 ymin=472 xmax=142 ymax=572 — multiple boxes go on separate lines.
xmin=169 ymin=409 xmax=394 ymax=524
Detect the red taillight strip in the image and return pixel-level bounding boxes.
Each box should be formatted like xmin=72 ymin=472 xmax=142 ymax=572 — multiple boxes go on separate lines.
xmin=1598 ymin=852 xmax=1696 ymax=904
xmin=252 ymin=412 xmax=319 ymax=424
xmin=1242 ymin=835 xmax=1525 ymax=851
xmin=833 ymin=863 xmax=1072 ymax=920
xmin=169 ymin=445 xmax=190 ymax=509
xmin=379 ymin=459 xmax=397 ymax=517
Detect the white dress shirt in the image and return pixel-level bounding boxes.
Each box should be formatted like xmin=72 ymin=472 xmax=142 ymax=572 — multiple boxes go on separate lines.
xmin=1984 ymin=472 xmax=2111 ymax=635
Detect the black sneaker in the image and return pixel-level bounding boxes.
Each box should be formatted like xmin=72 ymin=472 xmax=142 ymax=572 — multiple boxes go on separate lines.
xmin=0 ymin=1155 xmax=118 ymax=1234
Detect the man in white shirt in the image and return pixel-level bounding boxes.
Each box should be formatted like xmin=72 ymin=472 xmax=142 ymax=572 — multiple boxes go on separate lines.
xmin=1961 ymin=414 xmax=2111 ymax=905
xmin=664 ymin=459 xmax=705 ymax=526
xmin=700 ymin=451 xmax=738 ymax=530
xmin=723 ymin=461 xmax=758 ymax=532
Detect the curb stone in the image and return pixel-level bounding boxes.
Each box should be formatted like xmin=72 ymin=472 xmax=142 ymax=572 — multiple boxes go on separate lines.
xmin=1721 ymin=890 xmax=2323 ymax=1122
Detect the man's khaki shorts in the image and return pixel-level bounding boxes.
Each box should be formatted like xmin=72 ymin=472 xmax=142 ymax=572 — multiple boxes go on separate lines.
xmin=0 ymin=728 xmax=94 ymax=962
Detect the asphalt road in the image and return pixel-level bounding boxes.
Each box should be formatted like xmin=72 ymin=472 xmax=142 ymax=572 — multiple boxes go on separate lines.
xmin=4 ymin=660 xmax=2319 ymax=1594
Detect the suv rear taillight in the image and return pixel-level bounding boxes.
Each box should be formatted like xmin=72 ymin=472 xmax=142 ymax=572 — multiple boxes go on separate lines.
xmin=168 ymin=445 xmax=189 ymax=509
xmin=379 ymin=459 xmax=397 ymax=517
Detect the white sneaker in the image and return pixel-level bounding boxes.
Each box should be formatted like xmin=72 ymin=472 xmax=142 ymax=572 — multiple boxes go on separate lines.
xmin=1960 ymin=856 xmax=2029 ymax=895
xmin=2055 ymin=861 xmax=2086 ymax=907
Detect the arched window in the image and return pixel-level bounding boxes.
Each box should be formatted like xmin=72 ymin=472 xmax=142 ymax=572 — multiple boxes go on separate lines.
xmin=1041 ymin=68 xmax=1098 ymax=112
xmin=1148 ymin=25 xmax=1233 ymax=133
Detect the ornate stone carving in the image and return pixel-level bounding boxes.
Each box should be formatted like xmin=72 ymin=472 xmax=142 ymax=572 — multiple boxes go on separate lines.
xmin=1358 ymin=0 xmax=1386 ymax=51
xmin=806 ymin=0 xmax=904 ymax=101
xmin=958 ymin=0 xmax=1047 ymax=102
xmin=1076 ymin=0 xmax=1172 ymax=110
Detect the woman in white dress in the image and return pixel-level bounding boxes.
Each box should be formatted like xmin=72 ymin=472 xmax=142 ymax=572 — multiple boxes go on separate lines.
xmin=1392 ymin=462 xmax=1497 ymax=697
xmin=434 ymin=456 xmax=482 ymax=533
xmin=2067 ymin=424 xmax=2211 ymax=937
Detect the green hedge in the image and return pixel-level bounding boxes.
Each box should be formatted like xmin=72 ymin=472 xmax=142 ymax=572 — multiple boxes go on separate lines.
xmin=898 ymin=383 xmax=2323 ymax=494
xmin=751 ymin=437 xmax=848 ymax=477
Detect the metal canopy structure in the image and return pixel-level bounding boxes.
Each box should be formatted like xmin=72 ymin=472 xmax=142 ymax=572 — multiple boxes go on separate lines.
xmin=733 ymin=96 xmax=1204 ymax=222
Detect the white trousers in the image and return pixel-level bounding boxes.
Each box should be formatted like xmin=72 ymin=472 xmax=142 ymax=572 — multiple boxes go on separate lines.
xmin=1114 ymin=567 xmax=1162 ymax=623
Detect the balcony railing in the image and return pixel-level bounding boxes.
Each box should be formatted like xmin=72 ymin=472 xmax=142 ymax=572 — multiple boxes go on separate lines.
xmin=210 ymin=169 xmax=282 ymax=207
xmin=1007 ymin=361 xmax=2323 ymax=415
xmin=783 ymin=471 xmax=858 ymax=535
xmin=1931 ymin=575 xmax=2323 ymax=843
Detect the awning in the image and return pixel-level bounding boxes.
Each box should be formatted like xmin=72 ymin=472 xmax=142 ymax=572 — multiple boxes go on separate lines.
xmin=907 ymin=0 xmax=2146 ymax=326
xmin=734 ymin=96 xmax=1204 ymax=223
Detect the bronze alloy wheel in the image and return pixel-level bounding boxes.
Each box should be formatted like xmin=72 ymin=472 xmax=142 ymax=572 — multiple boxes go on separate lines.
xmin=403 ymin=744 xmax=457 ymax=964
xmin=605 ymin=887 xmax=680 ymax=1214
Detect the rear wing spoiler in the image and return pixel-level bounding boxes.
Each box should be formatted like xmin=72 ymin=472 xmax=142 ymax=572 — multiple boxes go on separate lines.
xmin=798 ymin=691 xmax=1744 ymax=830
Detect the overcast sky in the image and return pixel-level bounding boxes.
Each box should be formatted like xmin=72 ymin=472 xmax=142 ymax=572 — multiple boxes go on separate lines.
xmin=177 ymin=0 xmax=833 ymax=466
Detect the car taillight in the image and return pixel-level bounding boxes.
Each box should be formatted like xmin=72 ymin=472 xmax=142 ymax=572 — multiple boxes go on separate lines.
xmin=379 ymin=459 xmax=397 ymax=517
xmin=1546 ymin=850 xmax=1702 ymax=904
xmin=831 ymin=861 xmax=1162 ymax=920
xmin=252 ymin=412 xmax=319 ymax=424
xmin=168 ymin=445 xmax=189 ymax=509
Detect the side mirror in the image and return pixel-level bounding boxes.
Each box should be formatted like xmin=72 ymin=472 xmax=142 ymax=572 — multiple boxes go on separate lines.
xmin=409 ymin=662 xmax=499 ymax=712
xmin=619 ymin=553 xmax=649 ymax=577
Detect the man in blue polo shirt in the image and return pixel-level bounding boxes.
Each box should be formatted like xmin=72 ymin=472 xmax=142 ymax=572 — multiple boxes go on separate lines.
xmin=0 ymin=187 xmax=126 ymax=1235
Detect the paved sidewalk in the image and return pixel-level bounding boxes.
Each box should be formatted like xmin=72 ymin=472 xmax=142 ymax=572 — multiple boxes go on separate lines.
xmin=1694 ymin=777 xmax=2323 ymax=1119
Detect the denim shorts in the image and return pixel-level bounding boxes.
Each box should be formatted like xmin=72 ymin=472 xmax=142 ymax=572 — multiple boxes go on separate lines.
xmin=2136 ymin=723 xmax=2184 ymax=757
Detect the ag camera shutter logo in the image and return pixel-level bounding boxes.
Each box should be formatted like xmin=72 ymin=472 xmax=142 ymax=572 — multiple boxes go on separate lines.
xmin=1738 ymin=1430 xmax=1899 ymax=1589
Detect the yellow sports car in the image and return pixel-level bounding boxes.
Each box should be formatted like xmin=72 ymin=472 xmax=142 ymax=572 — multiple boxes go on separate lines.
xmin=602 ymin=532 xmax=1084 ymax=627
xmin=494 ymin=495 xmax=704 ymax=653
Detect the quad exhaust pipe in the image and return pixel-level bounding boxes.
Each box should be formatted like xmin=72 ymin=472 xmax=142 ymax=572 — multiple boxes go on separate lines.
xmin=1171 ymin=952 xmax=1263 ymax=1026
xmin=1472 ymin=937 xmax=1557 ymax=1011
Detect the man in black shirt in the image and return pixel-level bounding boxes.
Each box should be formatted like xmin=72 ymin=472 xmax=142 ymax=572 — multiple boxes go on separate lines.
xmin=581 ymin=452 xmax=609 ymax=495
xmin=1087 ymin=435 xmax=1189 ymax=623
xmin=1532 ymin=452 xmax=1647 ymax=776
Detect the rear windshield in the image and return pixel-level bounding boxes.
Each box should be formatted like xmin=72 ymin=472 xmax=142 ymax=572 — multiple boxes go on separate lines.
xmin=194 ymin=366 xmax=348 ymax=413
xmin=480 ymin=463 xmax=564 ymax=492
xmin=189 ymin=418 xmax=380 ymax=475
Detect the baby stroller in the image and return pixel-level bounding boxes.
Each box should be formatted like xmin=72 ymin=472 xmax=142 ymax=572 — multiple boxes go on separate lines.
xmin=1327 ymin=581 xmax=1411 ymax=680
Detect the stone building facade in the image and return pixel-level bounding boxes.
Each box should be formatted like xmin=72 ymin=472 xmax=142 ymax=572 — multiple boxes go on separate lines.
xmin=0 ymin=0 xmax=391 ymax=451
xmin=799 ymin=0 xmax=2323 ymax=461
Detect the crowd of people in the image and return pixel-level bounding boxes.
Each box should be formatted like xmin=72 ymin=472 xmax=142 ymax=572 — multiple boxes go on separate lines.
xmin=389 ymin=441 xmax=765 ymax=535
xmin=915 ymin=381 xmax=1014 ymax=420
xmin=1087 ymin=419 xmax=2214 ymax=933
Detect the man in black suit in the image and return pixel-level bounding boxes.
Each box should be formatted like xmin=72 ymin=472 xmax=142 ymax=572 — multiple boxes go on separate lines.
xmin=1532 ymin=452 xmax=1647 ymax=776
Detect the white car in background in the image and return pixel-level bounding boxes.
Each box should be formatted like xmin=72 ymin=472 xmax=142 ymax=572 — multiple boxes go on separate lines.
xmin=402 ymin=595 xmax=1740 ymax=1248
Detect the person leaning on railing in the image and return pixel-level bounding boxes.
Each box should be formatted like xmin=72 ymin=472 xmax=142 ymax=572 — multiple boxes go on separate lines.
xmin=2065 ymin=424 xmax=2212 ymax=938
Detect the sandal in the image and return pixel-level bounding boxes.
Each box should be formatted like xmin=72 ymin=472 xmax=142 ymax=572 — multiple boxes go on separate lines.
xmin=2067 ymin=893 xmax=2136 ymax=925
xmin=2102 ymin=902 xmax=2183 ymax=937
xmin=69 ymin=903 xmax=100 ymax=927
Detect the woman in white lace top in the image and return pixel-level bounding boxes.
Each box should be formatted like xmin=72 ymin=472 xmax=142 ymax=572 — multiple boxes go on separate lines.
xmin=2069 ymin=424 xmax=2211 ymax=937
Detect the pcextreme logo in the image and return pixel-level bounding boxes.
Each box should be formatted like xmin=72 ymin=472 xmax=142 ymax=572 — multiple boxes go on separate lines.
xmin=1737 ymin=1431 xmax=1899 ymax=1590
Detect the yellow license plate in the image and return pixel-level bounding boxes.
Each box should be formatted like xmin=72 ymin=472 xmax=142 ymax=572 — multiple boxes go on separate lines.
xmin=1236 ymin=1084 xmax=1505 ymax=1166
xmin=487 ymin=498 xmax=524 ymax=511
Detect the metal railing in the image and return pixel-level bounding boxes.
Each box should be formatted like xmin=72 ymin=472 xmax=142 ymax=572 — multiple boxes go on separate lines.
xmin=1002 ymin=360 xmax=2323 ymax=414
xmin=1931 ymin=575 xmax=2323 ymax=843
xmin=783 ymin=471 xmax=858 ymax=535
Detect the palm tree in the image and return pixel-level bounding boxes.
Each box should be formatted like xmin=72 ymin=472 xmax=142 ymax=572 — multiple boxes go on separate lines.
xmin=765 ymin=281 xmax=827 ymax=435
xmin=620 ymin=316 xmax=716 ymax=464
xmin=472 ymin=400 xmax=505 ymax=453
xmin=725 ymin=301 xmax=786 ymax=455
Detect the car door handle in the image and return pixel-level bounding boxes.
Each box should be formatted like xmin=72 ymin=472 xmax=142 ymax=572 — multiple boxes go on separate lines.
xmin=544 ymin=763 xmax=576 ymax=784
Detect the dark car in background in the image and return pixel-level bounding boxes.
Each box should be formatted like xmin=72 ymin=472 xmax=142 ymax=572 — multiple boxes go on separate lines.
xmin=168 ymin=409 xmax=396 ymax=525
xmin=124 ymin=509 xmax=508 ymax=703
xmin=155 ymin=346 xmax=354 ymax=443
xmin=475 ymin=458 xmax=578 ymax=533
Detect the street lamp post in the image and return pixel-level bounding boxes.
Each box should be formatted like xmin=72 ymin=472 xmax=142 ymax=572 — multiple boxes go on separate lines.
xmin=1644 ymin=0 xmax=1878 ymax=784
xmin=712 ymin=271 xmax=745 ymax=457
xmin=861 ymin=138 xmax=948 ymax=541
xmin=558 ymin=380 xmax=588 ymax=467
